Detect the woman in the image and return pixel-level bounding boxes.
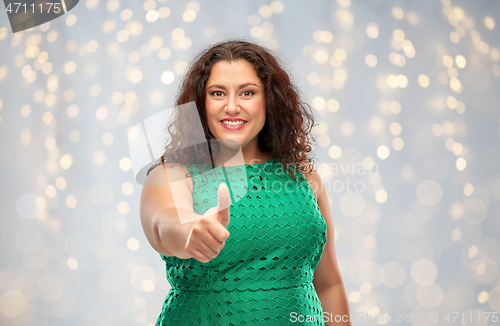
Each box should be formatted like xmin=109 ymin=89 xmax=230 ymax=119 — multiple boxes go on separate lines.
xmin=140 ymin=40 xmax=351 ymax=325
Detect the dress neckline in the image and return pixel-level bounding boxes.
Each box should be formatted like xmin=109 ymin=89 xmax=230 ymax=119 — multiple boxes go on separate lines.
xmin=245 ymin=157 xmax=275 ymax=166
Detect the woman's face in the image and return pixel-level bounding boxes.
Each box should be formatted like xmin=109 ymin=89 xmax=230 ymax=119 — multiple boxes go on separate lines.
xmin=205 ymin=59 xmax=266 ymax=154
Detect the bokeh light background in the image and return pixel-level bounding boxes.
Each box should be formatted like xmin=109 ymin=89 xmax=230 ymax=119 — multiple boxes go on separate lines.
xmin=1 ymin=0 xmax=500 ymax=325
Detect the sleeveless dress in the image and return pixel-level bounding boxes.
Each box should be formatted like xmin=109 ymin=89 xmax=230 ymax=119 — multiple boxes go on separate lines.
xmin=156 ymin=157 xmax=327 ymax=325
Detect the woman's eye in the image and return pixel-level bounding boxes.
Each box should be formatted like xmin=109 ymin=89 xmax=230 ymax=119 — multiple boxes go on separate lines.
xmin=241 ymin=90 xmax=254 ymax=96
xmin=211 ymin=91 xmax=223 ymax=97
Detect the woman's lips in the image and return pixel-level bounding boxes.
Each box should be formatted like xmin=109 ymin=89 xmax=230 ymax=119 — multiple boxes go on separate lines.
xmin=220 ymin=120 xmax=247 ymax=130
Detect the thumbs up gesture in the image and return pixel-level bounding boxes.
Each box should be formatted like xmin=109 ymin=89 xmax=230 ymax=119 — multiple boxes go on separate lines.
xmin=185 ymin=183 xmax=231 ymax=263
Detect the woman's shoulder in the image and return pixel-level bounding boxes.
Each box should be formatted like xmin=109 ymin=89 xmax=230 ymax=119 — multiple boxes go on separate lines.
xmin=146 ymin=161 xmax=194 ymax=194
xmin=301 ymin=162 xmax=321 ymax=203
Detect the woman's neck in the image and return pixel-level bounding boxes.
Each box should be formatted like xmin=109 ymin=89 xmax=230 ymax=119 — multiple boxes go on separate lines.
xmin=213 ymin=143 xmax=272 ymax=166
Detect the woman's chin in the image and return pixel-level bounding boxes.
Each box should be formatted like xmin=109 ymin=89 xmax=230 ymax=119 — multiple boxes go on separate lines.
xmin=217 ymin=138 xmax=241 ymax=150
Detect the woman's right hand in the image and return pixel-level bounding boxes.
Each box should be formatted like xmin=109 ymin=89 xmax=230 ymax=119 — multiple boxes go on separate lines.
xmin=185 ymin=183 xmax=231 ymax=263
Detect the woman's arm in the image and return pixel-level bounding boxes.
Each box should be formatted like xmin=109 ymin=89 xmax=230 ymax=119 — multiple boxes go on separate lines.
xmin=306 ymin=167 xmax=352 ymax=326
xmin=139 ymin=162 xmax=200 ymax=259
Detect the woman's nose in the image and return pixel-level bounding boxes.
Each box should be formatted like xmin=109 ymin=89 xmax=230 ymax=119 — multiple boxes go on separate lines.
xmin=225 ymin=96 xmax=241 ymax=114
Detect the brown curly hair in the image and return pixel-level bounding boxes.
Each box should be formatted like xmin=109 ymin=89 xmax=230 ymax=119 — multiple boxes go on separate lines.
xmin=147 ymin=39 xmax=316 ymax=182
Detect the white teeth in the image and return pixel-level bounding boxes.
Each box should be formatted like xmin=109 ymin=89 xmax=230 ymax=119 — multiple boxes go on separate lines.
xmin=222 ymin=120 xmax=246 ymax=126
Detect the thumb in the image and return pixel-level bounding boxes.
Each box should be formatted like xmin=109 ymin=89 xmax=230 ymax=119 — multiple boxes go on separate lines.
xmin=217 ymin=183 xmax=231 ymax=228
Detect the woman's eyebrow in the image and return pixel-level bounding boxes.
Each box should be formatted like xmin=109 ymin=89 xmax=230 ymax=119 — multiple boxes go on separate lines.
xmin=206 ymin=83 xmax=260 ymax=90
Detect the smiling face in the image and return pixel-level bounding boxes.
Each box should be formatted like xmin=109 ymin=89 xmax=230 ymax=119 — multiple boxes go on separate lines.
xmin=205 ymin=59 xmax=267 ymax=160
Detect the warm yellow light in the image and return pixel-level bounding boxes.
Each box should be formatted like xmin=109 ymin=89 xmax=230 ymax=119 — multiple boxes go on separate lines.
xmin=443 ymin=55 xmax=454 ymax=67
xmin=393 ymin=29 xmax=405 ymax=41
xmin=484 ymin=17 xmax=495 ymax=30
xmin=418 ymin=75 xmax=429 ymax=88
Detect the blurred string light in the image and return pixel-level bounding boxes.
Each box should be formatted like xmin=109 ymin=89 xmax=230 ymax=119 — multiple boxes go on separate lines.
xmin=0 ymin=0 xmax=500 ymax=324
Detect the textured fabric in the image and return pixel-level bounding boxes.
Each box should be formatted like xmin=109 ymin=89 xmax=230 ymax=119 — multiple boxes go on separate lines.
xmin=156 ymin=157 xmax=327 ymax=325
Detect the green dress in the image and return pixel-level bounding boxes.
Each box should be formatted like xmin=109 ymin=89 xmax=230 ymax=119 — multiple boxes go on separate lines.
xmin=156 ymin=157 xmax=327 ymax=325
